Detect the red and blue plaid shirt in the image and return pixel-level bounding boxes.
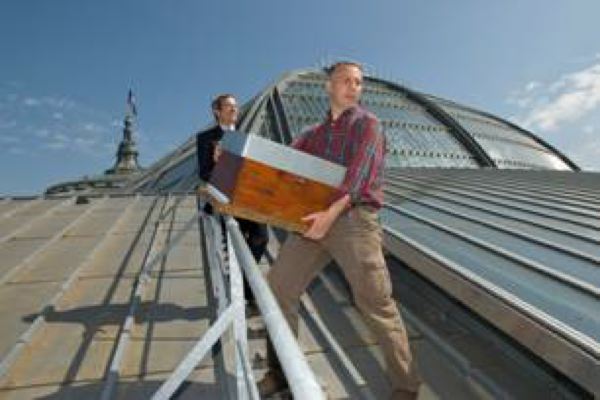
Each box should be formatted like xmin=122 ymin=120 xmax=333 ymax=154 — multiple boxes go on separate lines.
xmin=292 ymin=105 xmax=385 ymax=209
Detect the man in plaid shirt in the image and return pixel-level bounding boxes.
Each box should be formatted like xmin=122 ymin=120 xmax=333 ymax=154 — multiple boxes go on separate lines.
xmin=261 ymin=62 xmax=422 ymax=400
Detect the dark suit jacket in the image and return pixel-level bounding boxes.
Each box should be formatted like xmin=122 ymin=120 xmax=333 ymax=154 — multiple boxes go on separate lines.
xmin=196 ymin=125 xmax=225 ymax=182
xmin=196 ymin=125 xmax=267 ymax=265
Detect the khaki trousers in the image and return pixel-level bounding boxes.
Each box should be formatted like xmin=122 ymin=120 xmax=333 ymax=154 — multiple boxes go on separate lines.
xmin=267 ymin=206 xmax=421 ymax=393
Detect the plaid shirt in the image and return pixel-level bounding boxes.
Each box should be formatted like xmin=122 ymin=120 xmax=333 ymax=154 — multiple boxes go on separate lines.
xmin=292 ymin=105 xmax=385 ymax=209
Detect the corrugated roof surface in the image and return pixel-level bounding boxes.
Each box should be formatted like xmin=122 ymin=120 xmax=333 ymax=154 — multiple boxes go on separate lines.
xmin=1 ymin=170 xmax=597 ymax=397
xmin=0 ymin=194 xmax=220 ymax=399
xmin=382 ymin=168 xmax=600 ymax=393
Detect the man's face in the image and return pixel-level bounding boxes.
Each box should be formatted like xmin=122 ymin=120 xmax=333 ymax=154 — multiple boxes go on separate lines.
xmin=326 ymin=64 xmax=363 ymax=111
xmin=216 ymin=96 xmax=238 ymax=126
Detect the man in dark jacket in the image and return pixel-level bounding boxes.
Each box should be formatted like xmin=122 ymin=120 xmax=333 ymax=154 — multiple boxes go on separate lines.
xmin=196 ymin=94 xmax=268 ymax=304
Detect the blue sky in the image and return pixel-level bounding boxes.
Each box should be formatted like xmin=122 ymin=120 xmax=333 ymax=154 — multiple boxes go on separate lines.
xmin=1 ymin=1 xmax=599 ymax=194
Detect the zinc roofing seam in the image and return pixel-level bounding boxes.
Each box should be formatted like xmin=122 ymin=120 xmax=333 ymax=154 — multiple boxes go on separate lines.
xmin=386 ymin=171 xmax=599 ymax=221
xmin=386 ymin=174 xmax=599 ymax=235
xmin=384 ymin=201 xmax=600 ymax=299
xmin=384 ymin=178 xmax=600 ymax=262
xmin=384 ymin=187 xmax=600 ymax=265
xmin=0 ymin=195 xmax=141 ymax=381
xmin=391 ymin=170 xmax=600 ymax=210
xmin=398 ymin=168 xmax=600 ymax=201
xmin=0 ymin=197 xmax=108 ymax=286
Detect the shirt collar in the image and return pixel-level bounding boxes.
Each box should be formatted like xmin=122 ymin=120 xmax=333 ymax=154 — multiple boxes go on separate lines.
xmin=327 ymin=104 xmax=360 ymax=124
xmin=220 ymin=124 xmax=236 ymax=131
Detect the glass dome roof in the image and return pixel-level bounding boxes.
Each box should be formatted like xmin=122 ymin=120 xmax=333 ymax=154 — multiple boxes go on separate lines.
xmin=133 ymin=68 xmax=579 ymax=193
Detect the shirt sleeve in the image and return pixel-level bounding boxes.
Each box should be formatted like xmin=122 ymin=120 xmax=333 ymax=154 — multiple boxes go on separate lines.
xmin=332 ymin=116 xmax=385 ymax=206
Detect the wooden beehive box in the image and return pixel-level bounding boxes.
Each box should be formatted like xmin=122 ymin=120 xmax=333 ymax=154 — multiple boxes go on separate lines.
xmin=206 ymin=131 xmax=346 ymax=232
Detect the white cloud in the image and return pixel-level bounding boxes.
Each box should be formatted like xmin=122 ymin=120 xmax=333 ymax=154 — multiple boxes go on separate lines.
xmin=42 ymin=97 xmax=75 ymax=109
xmin=53 ymin=133 xmax=69 ymax=142
xmin=82 ymin=122 xmax=105 ymax=133
xmin=511 ymin=97 xmax=533 ymax=109
xmin=511 ymin=63 xmax=600 ymax=132
xmin=74 ymin=137 xmax=97 ymax=148
xmin=524 ymin=81 xmax=540 ymax=92
xmin=23 ymin=97 xmax=41 ymax=107
xmin=507 ymin=59 xmax=600 ymax=171
xmin=582 ymin=125 xmax=595 ymax=134
xmin=506 ymin=81 xmax=542 ymax=109
xmin=0 ymin=84 xmax=125 ymax=159
xmin=566 ymin=137 xmax=600 ymax=171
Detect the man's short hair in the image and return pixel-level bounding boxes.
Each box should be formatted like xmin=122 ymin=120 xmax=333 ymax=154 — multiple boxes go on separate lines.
xmin=325 ymin=61 xmax=364 ymax=77
xmin=211 ymin=93 xmax=235 ymax=120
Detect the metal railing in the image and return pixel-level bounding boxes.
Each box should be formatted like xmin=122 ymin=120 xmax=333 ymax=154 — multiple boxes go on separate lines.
xmin=152 ymin=202 xmax=325 ymax=399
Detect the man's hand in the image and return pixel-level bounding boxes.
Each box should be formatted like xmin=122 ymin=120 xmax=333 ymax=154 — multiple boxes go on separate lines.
xmin=213 ymin=144 xmax=222 ymax=162
xmin=302 ymin=210 xmax=336 ymax=240
xmin=301 ymin=194 xmax=351 ymax=240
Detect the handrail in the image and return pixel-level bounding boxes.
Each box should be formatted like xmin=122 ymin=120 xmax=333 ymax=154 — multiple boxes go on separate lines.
xmin=225 ymin=216 xmax=326 ymax=400
xmin=153 ymin=201 xmax=324 ymax=399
